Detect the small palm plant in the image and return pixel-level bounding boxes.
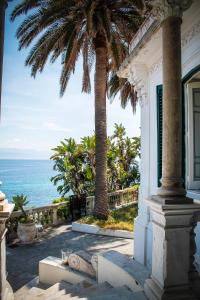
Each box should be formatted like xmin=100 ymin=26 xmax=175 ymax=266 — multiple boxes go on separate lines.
xmin=12 ymin=195 xmax=33 ymax=223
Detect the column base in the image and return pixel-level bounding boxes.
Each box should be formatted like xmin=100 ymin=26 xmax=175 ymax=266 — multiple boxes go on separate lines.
xmin=144 ymin=278 xmax=197 ymax=300
xmin=145 ymin=196 xmax=200 ymax=300
xmin=157 ymin=186 xmax=186 ymax=198
xmin=152 ymin=194 xmax=193 ymax=205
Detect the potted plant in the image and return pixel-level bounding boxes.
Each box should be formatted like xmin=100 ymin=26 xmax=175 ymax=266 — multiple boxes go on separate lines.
xmin=12 ymin=195 xmax=36 ymax=243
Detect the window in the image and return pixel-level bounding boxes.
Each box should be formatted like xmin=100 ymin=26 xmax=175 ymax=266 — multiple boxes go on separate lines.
xmin=186 ymin=82 xmax=200 ymax=189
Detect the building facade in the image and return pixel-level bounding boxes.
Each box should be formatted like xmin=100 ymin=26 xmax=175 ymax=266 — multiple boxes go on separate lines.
xmin=119 ymin=0 xmax=200 ymax=298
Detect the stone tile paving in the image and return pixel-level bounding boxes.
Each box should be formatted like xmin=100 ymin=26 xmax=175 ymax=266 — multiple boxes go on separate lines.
xmin=6 ymin=225 xmax=133 ymax=292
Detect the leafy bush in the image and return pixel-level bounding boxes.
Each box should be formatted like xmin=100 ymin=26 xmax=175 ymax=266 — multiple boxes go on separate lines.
xmin=52 ymin=197 xmax=69 ymax=220
xmin=51 ymin=124 xmax=140 ymax=197
xmin=52 ymin=197 xmax=68 ymax=204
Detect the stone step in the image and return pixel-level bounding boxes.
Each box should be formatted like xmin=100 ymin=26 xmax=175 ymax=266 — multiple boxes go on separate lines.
xmin=83 ymin=281 xmax=112 ymax=294
xmin=14 ymin=276 xmax=50 ymax=300
xmin=24 ymin=287 xmax=45 ymax=300
xmin=87 ymin=287 xmax=146 ymax=300
xmin=21 ymin=279 xmax=147 ymax=300
xmin=58 ymin=286 xmax=147 ymax=300
xmin=45 ymin=281 xmax=111 ymax=300
xmin=43 ymin=281 xmax=74 ymax=300
xmin=74 ymin=279 xmax=94 ymax=289
xmin=54 ymin=286 xmax=147 ymax=300
xmin=97 ymin=250 xmax=150 ymax=291
xmin=43 ymin=280 xmax=98 ymax=300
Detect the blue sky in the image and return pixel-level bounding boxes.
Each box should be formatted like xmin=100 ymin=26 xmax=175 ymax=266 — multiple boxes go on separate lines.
xmin=0 ymin=1 xmax=140 ymax=159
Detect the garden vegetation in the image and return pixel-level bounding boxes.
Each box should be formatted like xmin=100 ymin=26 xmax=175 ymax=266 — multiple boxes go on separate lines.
xmin=51 ymin=124 xmax=140 ymax=197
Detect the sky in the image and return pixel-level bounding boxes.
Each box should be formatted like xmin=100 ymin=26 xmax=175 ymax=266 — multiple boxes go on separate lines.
xmin=0 ymin=1 xmax=140 ymax=160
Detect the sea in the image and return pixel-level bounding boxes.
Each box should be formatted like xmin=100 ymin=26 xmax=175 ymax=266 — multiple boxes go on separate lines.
xmin=0 ymin=159 xmax=61 ymax=208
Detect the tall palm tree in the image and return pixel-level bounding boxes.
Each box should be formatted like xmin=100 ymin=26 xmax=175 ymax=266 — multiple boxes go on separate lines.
xmin=11 ymin=0 xmax=146 ymax=219
xmin=0 ymin=0 xmax=8 ymax=118
xmin=108 ymin=73 xmax=138 ymax=114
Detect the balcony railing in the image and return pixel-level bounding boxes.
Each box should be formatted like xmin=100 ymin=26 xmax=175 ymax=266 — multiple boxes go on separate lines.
xmin=86 ymin=187 xmax=138 ymax=213
xmin=10 ymin=201 xmax=69 ymax=227
xmin=7 ymin=187 xmax=138 ymax=240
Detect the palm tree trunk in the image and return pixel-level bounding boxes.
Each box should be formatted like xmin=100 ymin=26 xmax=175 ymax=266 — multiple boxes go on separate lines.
xmin=93 ymin=33 xmax=108 ymax=220
xmin=0 ymin=1 xmax=7 ymax=119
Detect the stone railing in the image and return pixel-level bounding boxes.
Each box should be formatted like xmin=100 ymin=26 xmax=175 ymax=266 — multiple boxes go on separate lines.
xmin=8 ymin=201 xmax=69 ymax=231
xmin=86 ymin=187 xmax=138 ymax=214
xmin=7 ymin=187 xmax=138 ymax=240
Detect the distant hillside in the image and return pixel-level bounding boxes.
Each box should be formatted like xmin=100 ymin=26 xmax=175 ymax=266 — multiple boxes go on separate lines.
xmin=0 ymin=148 xmax=51 ymax=160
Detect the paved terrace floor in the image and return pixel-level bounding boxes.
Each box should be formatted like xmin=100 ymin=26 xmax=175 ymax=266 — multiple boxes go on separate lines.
xmin=6 ymin=225 xmax=133 ymax=292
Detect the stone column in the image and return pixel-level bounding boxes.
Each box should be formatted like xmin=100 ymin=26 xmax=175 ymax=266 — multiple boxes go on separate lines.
xmin=0 ymin=3 xmax=14 ymax=297
xmin=0 ymin=0 xmax=7 ymax=117
xmin=0 ymin=191 xmax=14 ymax=300
xmin=144 ymin=1 xmax=200 ymax=300
xmin=155 ymin=0 xmax=193 ymax=201
xmin=160 ymin=16 xmax=183 ymax=196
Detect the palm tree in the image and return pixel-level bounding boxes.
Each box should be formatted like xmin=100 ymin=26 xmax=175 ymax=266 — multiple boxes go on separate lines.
xmin=11 ymin=0 xmax=146 ymax=219
xmin=0 ymin=0 xmax=8 ymax=117
xmin=108 ymin=73 xmax=138 ymax=114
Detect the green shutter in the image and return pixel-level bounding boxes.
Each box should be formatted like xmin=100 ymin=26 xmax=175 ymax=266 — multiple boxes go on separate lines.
xmin=157 ymin=85 xmax=163 ymax=187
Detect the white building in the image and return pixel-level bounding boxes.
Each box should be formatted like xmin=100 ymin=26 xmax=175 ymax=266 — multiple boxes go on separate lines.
xmin=118 ymin=0 xmax=200 ymax=298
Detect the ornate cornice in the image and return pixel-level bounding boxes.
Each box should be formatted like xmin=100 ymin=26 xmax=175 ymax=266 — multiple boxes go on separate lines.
xmin=129 ymin=15 xmax=158 ymax=53
xmin=152 ymin=0 xmax=193 ymax=21
xmin=127 ymin=64 xmax=148 ymax=106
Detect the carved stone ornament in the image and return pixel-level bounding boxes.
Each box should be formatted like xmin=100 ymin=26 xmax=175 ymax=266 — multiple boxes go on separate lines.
xmin=127 ymin=64 xmax=148 ymax=106
xmin=151 ymin=0 xmax=193 ymax=21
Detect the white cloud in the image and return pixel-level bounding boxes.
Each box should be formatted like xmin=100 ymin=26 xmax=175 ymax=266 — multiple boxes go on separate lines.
xmin=13 ymin=138 xmax=21 ymax=143
xmin=3 ymin=104 xmax=50 ymax=113
xmin=43 ymin=122 xmax=71 ymax=132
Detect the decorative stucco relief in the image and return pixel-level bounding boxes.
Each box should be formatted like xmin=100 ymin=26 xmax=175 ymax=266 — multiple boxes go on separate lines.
xmin=149 ymin=58 xmax=163 ymax=75
xmin=182 ymin=20 xmax=200 ymax=47
xmin=127 ymin=64 xmax=148 ymax=107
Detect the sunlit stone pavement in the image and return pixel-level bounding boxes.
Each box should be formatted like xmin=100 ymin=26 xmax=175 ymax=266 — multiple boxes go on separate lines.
xmin=7 ymin=225 xmax=133 ymax=291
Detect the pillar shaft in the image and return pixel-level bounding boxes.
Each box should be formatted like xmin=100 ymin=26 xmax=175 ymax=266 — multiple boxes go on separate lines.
xmin=159 ymin=16 xmax=185 ymax=195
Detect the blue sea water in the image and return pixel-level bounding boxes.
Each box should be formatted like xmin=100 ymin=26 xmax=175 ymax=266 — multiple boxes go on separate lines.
xmin=0 ymin=159 xmax=60 ymax=207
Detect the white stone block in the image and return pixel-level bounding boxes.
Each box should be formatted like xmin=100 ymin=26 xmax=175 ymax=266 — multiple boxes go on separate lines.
xmin=97 ymin=250 xmax=149 ymax=292
xmin=39 ymin=256 xmax=95 ymax=286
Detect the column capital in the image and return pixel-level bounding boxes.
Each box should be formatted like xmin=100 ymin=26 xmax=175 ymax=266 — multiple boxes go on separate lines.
xmin=152 ymin=0 xmax=193 ymax=21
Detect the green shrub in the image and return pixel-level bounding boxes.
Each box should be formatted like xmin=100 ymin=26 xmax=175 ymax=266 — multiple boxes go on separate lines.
xmin=52 ymin=197 xmax=69 ymax=220
xmin=52 ymin=197 xmax=68 ymax=204
xmin=79 ymin=203 xmax=138 ymax=232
